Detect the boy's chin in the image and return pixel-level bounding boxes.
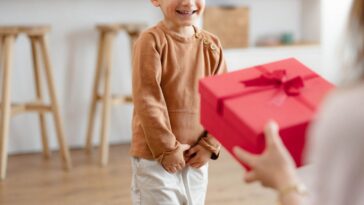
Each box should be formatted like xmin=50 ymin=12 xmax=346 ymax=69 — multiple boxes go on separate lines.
xmin=178 ymin=20 xmax=198 ymax=27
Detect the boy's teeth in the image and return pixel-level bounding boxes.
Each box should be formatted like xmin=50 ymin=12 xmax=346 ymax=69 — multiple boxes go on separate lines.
xmin=177 ymin=10 xmax=194 ymax=14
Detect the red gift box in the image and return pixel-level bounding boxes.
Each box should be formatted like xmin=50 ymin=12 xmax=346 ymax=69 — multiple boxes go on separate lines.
xmin=199 ymin=58 xmax=334 ymax=168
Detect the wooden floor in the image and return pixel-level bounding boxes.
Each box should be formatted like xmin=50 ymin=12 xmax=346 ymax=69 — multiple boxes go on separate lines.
xmin=0 ymin=144 xmax=276 ymax=205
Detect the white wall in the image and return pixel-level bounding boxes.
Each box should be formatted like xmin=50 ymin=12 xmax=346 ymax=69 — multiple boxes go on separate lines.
xmin=207 ymin=0 xmax=302 ymax=46
xmin=225 ymin=45 xmax=322 ymax=73
xmin=302 ymin=0 xmax=321 ymax=42
xmin=321 ymin=0 xmax=353 ymax=83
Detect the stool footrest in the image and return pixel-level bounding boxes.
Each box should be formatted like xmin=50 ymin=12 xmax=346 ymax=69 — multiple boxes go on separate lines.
xmin=96 ymin=94 xmax=133 ymax=104
xmin=11 ymin=102 xmax=52 ymax=116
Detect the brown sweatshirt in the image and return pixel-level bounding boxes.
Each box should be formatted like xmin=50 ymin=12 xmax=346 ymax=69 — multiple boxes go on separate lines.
xmin=130 ymin=22 xmax=227 ymax=160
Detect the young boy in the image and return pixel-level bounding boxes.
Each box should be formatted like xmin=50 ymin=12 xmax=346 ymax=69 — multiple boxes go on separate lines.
xmin=130 ymin=0 xmax=227 ymax=204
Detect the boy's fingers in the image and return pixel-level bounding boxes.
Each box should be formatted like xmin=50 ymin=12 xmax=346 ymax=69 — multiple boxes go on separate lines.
xmin=184 ymin=155 xmax=191 ymax=163
xmin=244 ymin=171 xmax=257 ymax=183
xmin=188 ymin=156 xmax=204 ymax=166
xmin=170 ymin=167 xmax=177 ymax=173
xmin=185 ymin=146 xmax=198 ymax=157
xmin=187 ymin=156 xmax=197 ymax=165
xmin=167 ymin=165 xmax=178 ymax=173
xmin=180 ymin=144 xmax=191 ymax=151
xmin=190 ymin=162 xmax=202 ymax=168
xmin=165 ymin=167 xmax=173 ymax=173
xmin=195 ymin=164 xmax=202 ymax=168
xmin=179 ymin=161 xmax=185 ymax=168
xmin=233 ymin=147 xmax=256 ymax=167
xmin=176 ymin=164 xmax=183 ymax=171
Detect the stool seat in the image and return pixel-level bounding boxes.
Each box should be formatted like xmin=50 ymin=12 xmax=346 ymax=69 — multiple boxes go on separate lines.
xmin=120 ymin=23 xmax=148 ymax=35
xmin=96 ymin=23 xmax=147 ymax=34
xmin=19 ymin=25 xmax=51 ymax=36
xmin=96 ymin=24 xmax=122 ymax=32
xmin=0 ymin=27 xmax=20 ymax=35
xmin=0 ymin=25 xmax=51 ymax=36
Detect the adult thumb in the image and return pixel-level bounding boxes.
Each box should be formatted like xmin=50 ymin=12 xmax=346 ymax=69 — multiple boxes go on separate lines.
xmin=264 ymin=120 xmax=283 ymax=148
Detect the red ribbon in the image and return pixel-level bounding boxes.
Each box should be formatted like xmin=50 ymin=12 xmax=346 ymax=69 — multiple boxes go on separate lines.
xmin=216 ymin=68 xmax=317 ymax=114
xmin=241 ymin=70 xmax=305 ymax=96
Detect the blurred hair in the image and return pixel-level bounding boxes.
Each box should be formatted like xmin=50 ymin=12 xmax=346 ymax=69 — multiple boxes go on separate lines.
xmin=342 ymin=0 xmax=364 ymax=84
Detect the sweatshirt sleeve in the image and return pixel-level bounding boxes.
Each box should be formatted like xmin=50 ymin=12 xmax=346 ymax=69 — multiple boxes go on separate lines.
xmin=132 ymin=32 xmax=179 ymax=159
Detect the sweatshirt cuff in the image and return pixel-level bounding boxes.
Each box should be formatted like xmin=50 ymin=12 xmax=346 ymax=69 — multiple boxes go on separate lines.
xmin=198 ymin=134 xmax=221 ymax=160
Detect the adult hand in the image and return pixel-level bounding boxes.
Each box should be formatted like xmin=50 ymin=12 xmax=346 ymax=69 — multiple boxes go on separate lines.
xmin=233 ymin=121 xmax=299 ymax=190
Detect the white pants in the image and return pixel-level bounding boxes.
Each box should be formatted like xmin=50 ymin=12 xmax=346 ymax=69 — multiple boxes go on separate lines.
xmin=130 ymin=157 xmax=208 ymax=205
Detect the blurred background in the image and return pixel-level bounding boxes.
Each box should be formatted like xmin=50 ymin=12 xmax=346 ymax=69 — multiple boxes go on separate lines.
xmin=0 ymin=0 xmax=354 ymax=204
xmin=0 ymin=0 xmax=351 ymax=154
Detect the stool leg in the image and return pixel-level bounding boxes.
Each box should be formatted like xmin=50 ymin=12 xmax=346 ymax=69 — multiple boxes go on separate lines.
xmin=85 ymin=32 xmax=106 ymax=153
xmin=37 ymin=36 xmax=72 ymax=170
xmin=99 ymin=32 xmax=115 ymax=166
xmin=0 ymin=36 xmax=3 ymax=62
xmin=30 ymin=37 xmax=50 ymax=159
xmin=129 ymin=33 xmax=139 ymax=53
xmin=0 ymin=35 xmax=15 ymax=180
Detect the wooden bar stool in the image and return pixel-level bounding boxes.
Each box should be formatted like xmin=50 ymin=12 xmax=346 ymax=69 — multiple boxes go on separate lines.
xmin=85 ymin=23 xmax=146 ymax=166
xmin=0 ymin=25 xmax=72 ymax=180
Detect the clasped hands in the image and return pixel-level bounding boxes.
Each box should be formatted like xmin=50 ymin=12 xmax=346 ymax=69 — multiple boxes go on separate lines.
xmin=161 ymin=143 xmax=211 ymax=173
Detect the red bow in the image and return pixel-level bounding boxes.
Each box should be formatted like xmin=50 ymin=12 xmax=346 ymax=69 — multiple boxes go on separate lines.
xmin=242 ymin=70 xmax=304 ymax=96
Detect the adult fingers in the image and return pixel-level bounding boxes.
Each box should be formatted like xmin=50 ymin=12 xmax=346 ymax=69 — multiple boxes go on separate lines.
xmin=244 ymin=171 xmax=258 ymax=183
xmin=233 ymin=146 xmax=257 ymax=167
xmin=264 ymin=121 xmax=284 ymax=149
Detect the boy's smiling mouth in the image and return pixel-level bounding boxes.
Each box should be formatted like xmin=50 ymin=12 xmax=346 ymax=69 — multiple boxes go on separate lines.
xmin=176 ymin=9 xmax=198 ymax=16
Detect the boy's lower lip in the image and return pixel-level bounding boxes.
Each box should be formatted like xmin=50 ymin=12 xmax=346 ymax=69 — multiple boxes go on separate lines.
xmin=177 ymin=13 xmax=193 ymax=17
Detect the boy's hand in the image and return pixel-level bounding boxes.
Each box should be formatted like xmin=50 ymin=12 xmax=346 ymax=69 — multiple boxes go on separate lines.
xmin=161 ymin=144 xmax=190 ymax=173
xmin=185 ymin=144 xmax=211 ymax=168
